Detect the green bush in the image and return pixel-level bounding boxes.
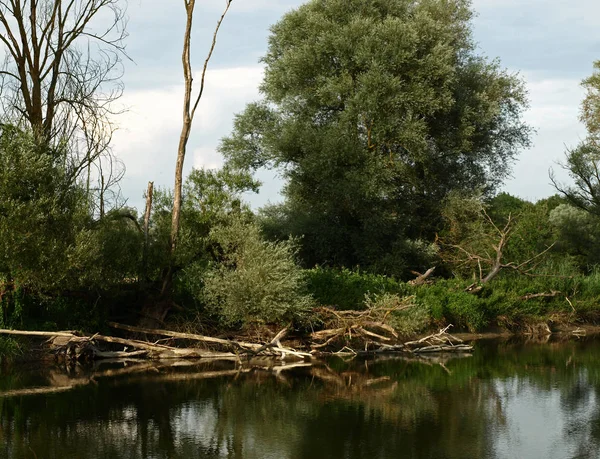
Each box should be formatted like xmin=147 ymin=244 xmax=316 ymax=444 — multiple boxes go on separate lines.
xmin=191 ymin=216 xmax=313 ymax=327
xmin=304 ymin=267 xmax=409 ymax=310
xmin=414 ymin=280 xmax=486 ymax=331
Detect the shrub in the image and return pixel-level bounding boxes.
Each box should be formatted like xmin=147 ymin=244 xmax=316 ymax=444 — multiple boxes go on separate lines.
xmin=415 ymin=279 xmax=488 ymax=331
xmin=196 ymin=216 xmax=313 ymax=327
xmin=304 ymin=267 xmax=409 ymax=310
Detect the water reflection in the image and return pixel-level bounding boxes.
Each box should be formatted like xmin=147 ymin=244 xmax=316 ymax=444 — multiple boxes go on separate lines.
xmin=1 ymin=338 xmax=600 ymax=458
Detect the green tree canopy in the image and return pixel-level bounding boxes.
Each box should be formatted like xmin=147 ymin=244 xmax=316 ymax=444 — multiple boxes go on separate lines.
xmin=581 ymin=61 xmax=600 ymax=140
xmin=221 ymin=0 xmax=531 ymax=277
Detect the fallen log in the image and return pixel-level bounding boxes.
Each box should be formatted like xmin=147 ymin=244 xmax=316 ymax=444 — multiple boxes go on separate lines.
xmin=413 ymin=344 xmax=473 ymax=354
xmin=0 ymin=328 xmax=239 ymax=361
xmin=0 ymin=329 xmax=79 ymax=338
xmin=0 ymin=325 xmax=311 ymax=362
xmin=408 ymin=267 xmax=436 ymax=286
xmin=108 ymin=322 xmax=263 ymax=350
xmin=109 ymin=323 xmax=311 ymax=361
xmin=519 ymin=291 xmax=561 ymax=301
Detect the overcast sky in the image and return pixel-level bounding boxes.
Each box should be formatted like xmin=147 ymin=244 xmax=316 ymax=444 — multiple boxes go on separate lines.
xmin=111 ymin=0 xmax=600 ymax=211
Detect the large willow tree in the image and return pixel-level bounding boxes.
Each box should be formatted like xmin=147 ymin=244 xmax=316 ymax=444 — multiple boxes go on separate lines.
xmin=221 ymin=0 xmax=531 ymax=276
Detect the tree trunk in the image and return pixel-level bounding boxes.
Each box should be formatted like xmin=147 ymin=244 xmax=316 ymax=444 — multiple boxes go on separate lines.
xmin=161 ymin=0 xmax=231 ymax=303
xmin=142 ymin=181 xmax=154 ymax=282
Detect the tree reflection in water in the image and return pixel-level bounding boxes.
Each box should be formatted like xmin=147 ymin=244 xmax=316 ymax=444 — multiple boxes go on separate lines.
xmin=1 ymin=338 xmax=600 ymax=458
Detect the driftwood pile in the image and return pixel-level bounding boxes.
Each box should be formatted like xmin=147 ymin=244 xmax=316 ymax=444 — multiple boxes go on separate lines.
xmin=0 ymin=319 xmax=473 ymax=363
xmin=316 ymin=325 xmax=473 ymax=357
xmin=311 ymin=299 xmax=414 ymax=350
xmin=0 ymin=323 xmax=311 ymax=362
xmin=310 ymin=299 xmax=472 ymax=355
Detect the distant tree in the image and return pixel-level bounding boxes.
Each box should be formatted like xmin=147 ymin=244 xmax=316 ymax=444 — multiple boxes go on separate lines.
xmin=549 ymin=203 xmax=600 ymax=268
xmin=552 ymin=141 xmax=600 ymax=217
xmin=487 ymin=193 xmax=529 ymax=226
xmin=221 ymin=0 xmax=531 ymax=276
xmin=552 ymin=61 xmax=600 ymax=217
xmin=581 ymin=60 xmax=600 ymax=140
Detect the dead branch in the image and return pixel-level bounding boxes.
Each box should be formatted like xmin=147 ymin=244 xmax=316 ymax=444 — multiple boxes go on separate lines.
xmin=519 ymin=290 xmax=562 ymax=301
xmin=408 ymin=267 xmax=436 ymax=286
xmin=311 ymin=299 xmax=415 ymax=350
xmin=108 ymin=322 xmax=262 ymax=350
xmin=246 ymin=326 xmax=312 ymax=360
xmin=441 ymin=204 xmax=556 ymax=287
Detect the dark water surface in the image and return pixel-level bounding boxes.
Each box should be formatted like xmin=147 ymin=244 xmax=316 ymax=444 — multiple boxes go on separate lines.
xmin=1 ymin=338 xmax=600 ymax=459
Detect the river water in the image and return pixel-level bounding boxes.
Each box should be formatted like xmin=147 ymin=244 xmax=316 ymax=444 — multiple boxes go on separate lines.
xmin=1 ymin=337 xmax=600 ymax=459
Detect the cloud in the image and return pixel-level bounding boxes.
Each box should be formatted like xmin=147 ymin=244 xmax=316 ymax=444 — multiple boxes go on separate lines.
xmin=207 ymin=0 xmax=301 ymax=14
xmin=193 ymin=146 xmax=223 ymax=170
xmin=502 ymin=73 xmax=586 ymax=201
xmin=112 ymin=65 xmax=265 ymax=209
xmin=524 ymin=74 xmax=585 ymax=131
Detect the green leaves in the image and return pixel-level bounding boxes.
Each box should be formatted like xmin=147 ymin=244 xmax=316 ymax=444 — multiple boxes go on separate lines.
xmin=221 ymin=0 xmax=531 ymax=277
xmin=189 ymin=216 xmax=313 ymax=327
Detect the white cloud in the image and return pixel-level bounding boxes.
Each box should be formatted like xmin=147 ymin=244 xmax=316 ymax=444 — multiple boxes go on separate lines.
xmin=503 ymin=73 xmax=586 ymax=201
xmin=111 ymin=65 xmax=265 ymax=208
xmin=193 ymin=146 xmax=223 ymax=170
xmin=102 ymin=0 xmax=600 ymax=208
xmin=525 ymin=76 xmax=584 ymax=130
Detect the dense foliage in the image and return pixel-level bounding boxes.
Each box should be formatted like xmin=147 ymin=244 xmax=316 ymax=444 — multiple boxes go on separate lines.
xmin=3 ymin=0 xmax=600 ymax=338
xmin=221 ymin=0 xmax=531 ymax=276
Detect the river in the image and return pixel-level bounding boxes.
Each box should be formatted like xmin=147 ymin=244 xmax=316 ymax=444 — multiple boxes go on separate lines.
xmin=1 ymin=337 xmax=599 ymax=458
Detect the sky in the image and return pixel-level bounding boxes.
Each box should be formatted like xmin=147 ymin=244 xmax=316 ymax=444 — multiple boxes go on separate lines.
xmin=108 ymin=0 xmax=600 ymax=211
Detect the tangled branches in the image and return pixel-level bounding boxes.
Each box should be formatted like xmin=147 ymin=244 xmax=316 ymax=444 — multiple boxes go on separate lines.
xmin=311 ymin=296 xmax=415 ymax=350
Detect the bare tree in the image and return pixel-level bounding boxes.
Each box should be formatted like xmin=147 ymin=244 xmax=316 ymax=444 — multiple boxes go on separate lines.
xmin=441 ymin=208 xmax=555 ymax=289
xmin=0 ymin=0 xmax=127 ymax=207
xmin=169 ymin=1 xmax=232 ymax=258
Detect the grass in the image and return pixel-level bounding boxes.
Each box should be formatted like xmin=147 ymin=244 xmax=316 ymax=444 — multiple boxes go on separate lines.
xmin=304 ymin=267 xmax=600 ymax=333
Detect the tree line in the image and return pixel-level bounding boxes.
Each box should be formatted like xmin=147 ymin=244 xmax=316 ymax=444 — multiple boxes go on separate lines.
xmin=1 ymin=0 xmax=600 ymax=334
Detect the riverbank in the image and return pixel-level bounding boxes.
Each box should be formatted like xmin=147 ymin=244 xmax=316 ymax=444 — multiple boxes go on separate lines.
xmin=2 ymin=318 xmax=599 ymax=367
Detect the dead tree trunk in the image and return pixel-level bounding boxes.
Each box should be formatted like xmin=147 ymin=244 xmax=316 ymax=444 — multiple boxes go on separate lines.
xmin=142 ymin=181 xmax=154 ymax=281
xmin=162 ymin=0 xmax=232 ymax=299
xmin=443 ymin=210 xmax=555 ymax=291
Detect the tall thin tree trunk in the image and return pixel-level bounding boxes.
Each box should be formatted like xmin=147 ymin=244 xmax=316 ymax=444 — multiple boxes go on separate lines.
xmin=162 ymin=0 xmax=231 ymax=299
xmin=142 ymin=181 xmax=154 ymax=282
xmin=100 ymin=174 xmax=105 ymax=218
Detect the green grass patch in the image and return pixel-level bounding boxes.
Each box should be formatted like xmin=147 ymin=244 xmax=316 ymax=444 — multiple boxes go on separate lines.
xmin=304 ymin=267 xmax=409 ymax=310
